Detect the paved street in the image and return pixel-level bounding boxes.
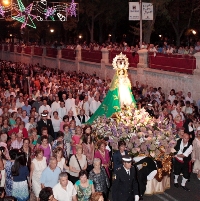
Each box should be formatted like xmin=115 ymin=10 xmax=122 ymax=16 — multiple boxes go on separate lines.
xmin=110 ymin=173 xmax=200 ymax=201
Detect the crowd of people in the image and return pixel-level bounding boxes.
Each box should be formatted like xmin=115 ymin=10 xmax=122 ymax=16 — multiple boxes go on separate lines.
xmin=0 ymin=59 xmax=199 ymax=201
xmin=3 ymin=40 xmax=200 ymax=56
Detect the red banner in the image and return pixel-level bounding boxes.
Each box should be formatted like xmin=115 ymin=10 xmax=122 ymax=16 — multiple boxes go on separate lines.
xmin=24 ymin=46 xmax=31 ymax=54
xmin=46 ymin=48 xmax=57 ymax=58
xmin=62 ymin=49 xmax=76 ymax=60
xmin=17 ymin=46 xmax=22 ymax=53
xmin=82 ymin=50 xmax=102 ymax=63
xmin=10 ymin=45 xmax=14 ymax=52
xmin=34 ymin=47 xmax=43 ymax=56
xmin=4 ymin=45 xmax=8 ymax=51
xmin=149 ymin=53 xmax=196 ymax=74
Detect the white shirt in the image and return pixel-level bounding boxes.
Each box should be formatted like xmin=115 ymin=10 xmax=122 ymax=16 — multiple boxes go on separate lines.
xmin=171 ymin=109 xmax=185 ymax=121
xmin=168 ymin=95 xmax=175 ymax=104
xmin=65 ymin=98 xmax=76 ymax=115
xmin=176 ymin=140 xmax=193 ymax=161
xmin=68 ymin=116 xmax=81 ymax=126
xmin=38 ymin=105 xmax=51 ymax=116
xmin=53 ymin=181 xmax=77 ymax=201
xmin=16 ymin=101 xmax=25 ymax=109
xmin=8 ymin=108 xmax=17 ymax=113
xmin=185 ymin=96 xmax=194 ymax=104
xmin=89 ymin=100 xmax=101 ymax=114
xmin=51 ymin=117 xmax=62 ymax=132
xmin=57 ymin=107 xmax=67 ymax=120
xmin=82 ymin=101 xmax=90 ymax=116
xmin=51 ymin=101 xmax=60 ymax=114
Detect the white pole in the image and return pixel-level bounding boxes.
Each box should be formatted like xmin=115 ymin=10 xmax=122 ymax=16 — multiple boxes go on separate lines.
xmin=139 ymin=0 xmax=142 ymax=49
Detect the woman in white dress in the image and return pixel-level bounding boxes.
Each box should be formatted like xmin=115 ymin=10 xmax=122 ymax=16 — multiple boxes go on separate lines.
xmin=53 ymin=147 xmax=69 ymax=172
xmin=29 ymin=148 xmax=47 ymax=201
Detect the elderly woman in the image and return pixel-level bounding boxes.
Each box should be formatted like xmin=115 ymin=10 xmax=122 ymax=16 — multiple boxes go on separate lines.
xmin=192 ymin=128 xmax=200 ymax=179
xmin=94 ymin=140 xmax=110 ymax=178
xmin=89 ymin=158 xmax=110 ymax=200
xmin=30 ymin=148 xmax=47 ymax=201
xmin=69 ymin=145 xmax=87 ymax=184
xmin=75 ymin=170 xmax=95 ymax=201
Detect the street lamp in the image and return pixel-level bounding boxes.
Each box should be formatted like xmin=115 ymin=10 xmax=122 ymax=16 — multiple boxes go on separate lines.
xmin=2 ymin=0 xmax=10 ymax=6
xmin=159 ymin=35 xmax=162 ymax=38
xmin=50 ymin=29 xmax=54 ymax=33
xmin=79 ymin=35 xmax=82 ymax=39
xmin=192 ymin=30 xmax=196 ymax=35
xmin=108 ymin=34 xmax=111 ymax=37
xmin=10 ymin=34 xmax=12 ymax=37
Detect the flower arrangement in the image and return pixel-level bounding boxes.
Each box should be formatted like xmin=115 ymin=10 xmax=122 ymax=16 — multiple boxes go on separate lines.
xmin=91 ymin=106 xmax=177 ymax=160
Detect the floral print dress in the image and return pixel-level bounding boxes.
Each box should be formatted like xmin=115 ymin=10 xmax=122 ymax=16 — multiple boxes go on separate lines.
xmin=75 ymin=180 xmax=93 ymax=201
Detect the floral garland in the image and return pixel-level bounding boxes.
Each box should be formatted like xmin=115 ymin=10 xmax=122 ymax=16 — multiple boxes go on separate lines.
xmin=91 ymin=106 xmax=177 ymax=160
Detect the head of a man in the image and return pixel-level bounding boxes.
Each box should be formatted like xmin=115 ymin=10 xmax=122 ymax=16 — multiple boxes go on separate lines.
xmin=49 ymin=157 xmax=57 ymax=170
xmin=122 ymin=155 xmax=132 ymax=170
xmin=68 ymin=110 xmax=73 ymax=117
xmin=41 ymin=110 xmax=48 ymax=120
xmin=182 ymin=133 xmax=190 ymax=144
xmin=59 ymin=172 xmax=68 ymax=188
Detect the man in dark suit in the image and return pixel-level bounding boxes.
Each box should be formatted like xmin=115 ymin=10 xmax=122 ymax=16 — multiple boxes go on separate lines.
xmin=112 ymin=155 xmax=139 ymax=201
xmin=37 ymin=110 xmax=54 ymax=138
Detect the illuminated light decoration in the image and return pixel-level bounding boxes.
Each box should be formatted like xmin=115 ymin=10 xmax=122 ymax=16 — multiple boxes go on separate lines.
xmin=40 ymin=0 xmax=47 ymax=5
xmin=36 ymin=16 xmax=43 ymax=21
xmin=57 ymin=12 xmax=65 ymax=21
xmin=68 ymin=0 xmax=76 ymax=17
xmin=44 ymin=6 xmax=56 ymax=20
xmin=0 ymin=5 xmax=5 ymax=17
xmin=12 ymin=0 xmax=37 ymax=29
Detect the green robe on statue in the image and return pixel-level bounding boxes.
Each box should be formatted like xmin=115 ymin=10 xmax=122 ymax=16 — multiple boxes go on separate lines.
xmin=87 ymin=72 xmax=136 ymax=124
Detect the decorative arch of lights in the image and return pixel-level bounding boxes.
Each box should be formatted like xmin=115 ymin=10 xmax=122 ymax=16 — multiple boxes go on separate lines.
xmin=0 ymin=0 xmax=78 ymax=29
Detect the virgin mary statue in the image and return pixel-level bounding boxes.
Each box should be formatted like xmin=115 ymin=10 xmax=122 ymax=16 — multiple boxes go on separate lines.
xmin=87 ymin=53 xmax=136 ymax=124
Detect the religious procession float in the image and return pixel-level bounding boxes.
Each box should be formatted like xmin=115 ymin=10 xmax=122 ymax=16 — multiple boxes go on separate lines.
xmin=87 ymin=53 xmax=177 ymax=195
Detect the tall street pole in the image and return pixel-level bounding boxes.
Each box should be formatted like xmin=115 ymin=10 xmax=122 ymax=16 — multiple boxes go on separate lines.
xmin=139 ymin=0 xmax=142 ymax=48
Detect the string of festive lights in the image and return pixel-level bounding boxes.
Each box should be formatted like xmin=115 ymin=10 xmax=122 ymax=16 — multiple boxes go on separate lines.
xmin=12 ymin=0 xmax=37 ymax=29
xmin=0 ymin=0 xmax=78 ymax=28
xmin=44 ymin=6 xmax=56 ymax=20
xmin=0 ymin=5 xmax=5 ymax=17
xmin=68 ymin=0 xmax=76 ymax=17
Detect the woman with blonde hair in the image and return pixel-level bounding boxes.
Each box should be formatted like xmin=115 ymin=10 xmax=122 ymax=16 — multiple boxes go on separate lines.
xmin=69 ymin=144 xmax=87 ymax=184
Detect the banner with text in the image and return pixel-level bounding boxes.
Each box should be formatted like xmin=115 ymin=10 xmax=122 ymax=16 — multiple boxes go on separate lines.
xmin=129 ymin=2 xmax=153 ymax=21
xmin=129 ymin=2 xmax=140 ymax=21
xmin=142 ymin=3 xmax=153 ymax=20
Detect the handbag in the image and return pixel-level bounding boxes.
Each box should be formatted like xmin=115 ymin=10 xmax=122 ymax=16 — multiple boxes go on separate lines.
xmin=75 ymin=155 xmax=82 ymax=171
